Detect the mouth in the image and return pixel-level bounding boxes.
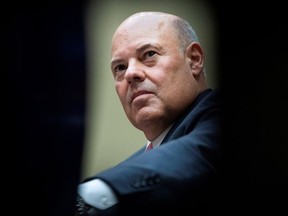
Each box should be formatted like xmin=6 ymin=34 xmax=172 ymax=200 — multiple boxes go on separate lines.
xmin=131 ymin=90 xmax=153 ymax=103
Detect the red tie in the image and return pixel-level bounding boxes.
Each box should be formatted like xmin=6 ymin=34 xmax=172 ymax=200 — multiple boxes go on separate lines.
xmin=145 ymin=142 xmax=153 ymax=151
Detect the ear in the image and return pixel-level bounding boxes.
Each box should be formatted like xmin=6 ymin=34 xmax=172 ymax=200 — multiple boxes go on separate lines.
xmin=186 ymin=42 xmax=204 ymax=76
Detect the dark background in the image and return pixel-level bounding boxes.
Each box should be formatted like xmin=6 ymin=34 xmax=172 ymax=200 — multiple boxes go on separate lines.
xmin=6 ymin=0 xmax=287 ymax=215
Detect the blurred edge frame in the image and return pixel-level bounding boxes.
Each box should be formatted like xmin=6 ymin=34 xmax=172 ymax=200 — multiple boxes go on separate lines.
xmin=6 ymin=0 xmax=287 ymax=215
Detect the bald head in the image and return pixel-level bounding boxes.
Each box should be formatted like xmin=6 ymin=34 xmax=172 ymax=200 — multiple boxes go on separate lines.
xmin=112 ymin=11 xmax=199 ymax=53
xmin=116 ymin=11 xmax=175 ymax=29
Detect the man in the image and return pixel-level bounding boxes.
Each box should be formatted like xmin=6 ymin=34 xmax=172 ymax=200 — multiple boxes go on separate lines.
xmin=75 ymin=11 xmax=222 ymax=215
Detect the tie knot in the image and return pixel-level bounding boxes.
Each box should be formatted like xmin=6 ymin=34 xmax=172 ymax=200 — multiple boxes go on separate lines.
xmin=145 ymin=142 xmax=153 ymax=151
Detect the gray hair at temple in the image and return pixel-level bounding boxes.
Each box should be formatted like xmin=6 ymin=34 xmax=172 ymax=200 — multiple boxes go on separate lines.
xmin=172 ymin=17 xmax=200 ymax=53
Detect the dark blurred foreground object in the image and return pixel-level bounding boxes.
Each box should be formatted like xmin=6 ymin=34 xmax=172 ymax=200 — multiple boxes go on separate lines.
xmin=6 ymin=2 xmax=87 ymax=216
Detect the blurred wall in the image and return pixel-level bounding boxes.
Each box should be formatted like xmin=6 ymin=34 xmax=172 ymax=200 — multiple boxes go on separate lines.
xmin=81 ymin=0 xmax=218 ymax=179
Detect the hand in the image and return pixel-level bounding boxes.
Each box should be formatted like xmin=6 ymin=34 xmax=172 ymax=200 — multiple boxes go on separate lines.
xmin=74 ymin=194 xmax=99 ymax=216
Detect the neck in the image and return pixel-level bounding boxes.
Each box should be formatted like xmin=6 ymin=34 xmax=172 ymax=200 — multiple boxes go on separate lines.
xmin=143 ymin=121 xmax=173 ymax=141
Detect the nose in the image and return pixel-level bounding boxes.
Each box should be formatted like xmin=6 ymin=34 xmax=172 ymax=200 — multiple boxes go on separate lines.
xmin=125 ymin=59 xmax=146 ymax=83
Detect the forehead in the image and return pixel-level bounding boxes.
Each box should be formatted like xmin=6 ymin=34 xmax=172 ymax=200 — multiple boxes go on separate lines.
xmin=111 ymin=16 xmax=177 ymax=55
xmin=118 ymin=12 xmax=172 ymax=31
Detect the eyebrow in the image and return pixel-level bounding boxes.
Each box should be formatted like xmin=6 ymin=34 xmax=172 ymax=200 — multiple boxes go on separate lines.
xmin=136 ymin=43 xmax=153 ymax=54
xmin=110 ymin=59 xmax=122 ymax=69
xmin=137 ymin=43 xmax=163 ymax=54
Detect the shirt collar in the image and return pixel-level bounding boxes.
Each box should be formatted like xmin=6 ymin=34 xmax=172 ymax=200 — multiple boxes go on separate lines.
xmin=147 ymin=124 xmax=173 ymax=148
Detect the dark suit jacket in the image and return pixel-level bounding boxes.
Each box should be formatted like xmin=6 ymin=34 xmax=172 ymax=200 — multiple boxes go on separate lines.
xmin=86 ymin=88 xmax=222 ymax=215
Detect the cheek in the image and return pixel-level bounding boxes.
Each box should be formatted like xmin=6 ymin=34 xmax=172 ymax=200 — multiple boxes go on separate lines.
xmin=159 ymin=65 xmax=194 ymax=99
xmin=115 ymin=84 xmax=125 ymax=102
xmin=160 ymin=56 xmax=186 ymax=77
xmin=156 ymin=61 xmax=188 ymax=86
xmin=115 ymin=83 xmax=131 ymax=113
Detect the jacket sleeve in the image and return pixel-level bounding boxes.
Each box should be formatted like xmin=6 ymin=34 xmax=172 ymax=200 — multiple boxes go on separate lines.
xmin=94 ymin=105 xmax=222 ymax=214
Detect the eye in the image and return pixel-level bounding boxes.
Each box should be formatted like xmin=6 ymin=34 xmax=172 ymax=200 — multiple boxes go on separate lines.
xmin=114 ymin=64 xmax=127 ymax=73
xmin=144 ymin=50 xmax=156 ymax=59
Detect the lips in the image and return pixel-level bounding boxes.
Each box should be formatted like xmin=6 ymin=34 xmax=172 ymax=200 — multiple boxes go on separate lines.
xmin=131 ymin=90 xmax=153 ymax=103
